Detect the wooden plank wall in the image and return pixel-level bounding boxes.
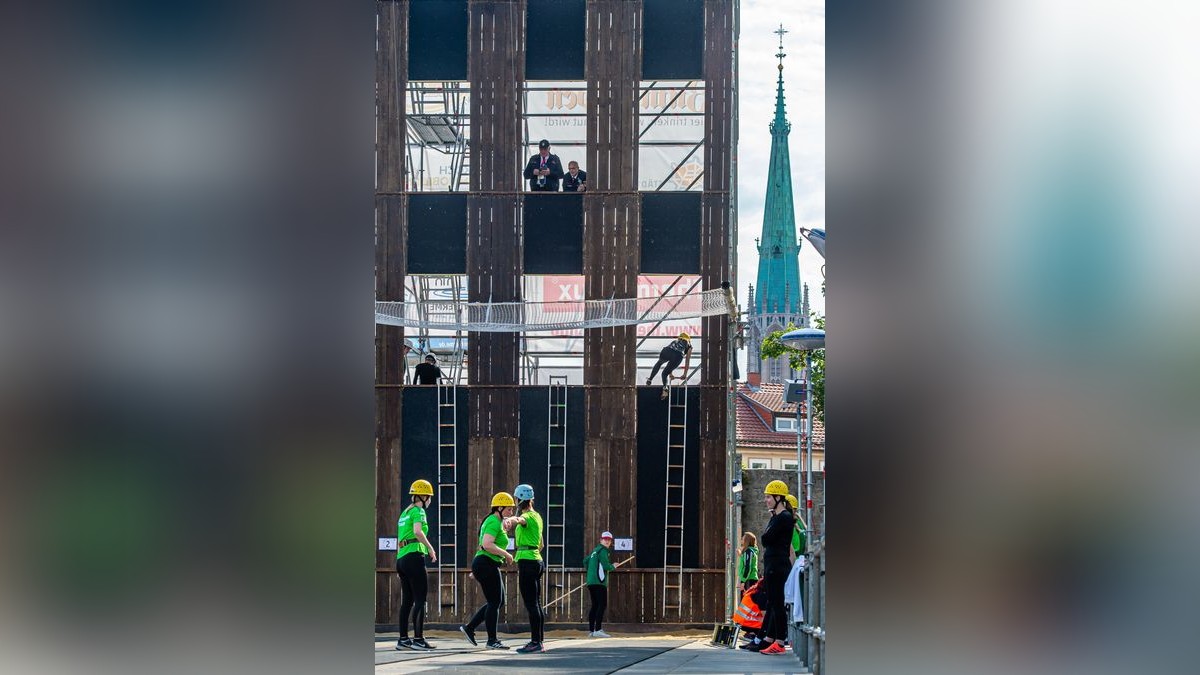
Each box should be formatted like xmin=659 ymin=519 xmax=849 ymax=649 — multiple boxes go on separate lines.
xmin=697 ymin=0 xmax=735 ymax=573
xmin=375 ymin=0 xmax=408 ymax=624
xmin=582 ymin=0 xmax=642 ymax=562
xmin=466 ymin=0 xmax=524 ymax=526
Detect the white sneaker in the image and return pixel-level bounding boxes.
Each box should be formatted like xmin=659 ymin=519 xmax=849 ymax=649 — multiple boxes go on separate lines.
xmin=591 ymin=630 xmax=612 ymax=638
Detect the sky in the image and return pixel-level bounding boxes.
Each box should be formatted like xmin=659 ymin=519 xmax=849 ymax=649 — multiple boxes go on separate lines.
xmin=735 ymin=0 xmax=825 ymax=327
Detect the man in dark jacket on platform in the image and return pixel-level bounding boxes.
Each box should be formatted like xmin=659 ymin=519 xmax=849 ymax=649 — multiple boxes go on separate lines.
xmin=524 ymin=139 xmax=564 ymax=192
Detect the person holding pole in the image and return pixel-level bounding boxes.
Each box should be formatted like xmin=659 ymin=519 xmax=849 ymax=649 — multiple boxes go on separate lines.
xmin=460 ymin=492 xmax=516 ymax=650
xmin=395 ymin=480 xmax=437 ymax=651
xmin=584 ymin=531 xmax=616 ymax=638
xmin=752 ymin=480 xmax=795 ymax=655
xmin=511 ymin=484 xmax=546 ymax=654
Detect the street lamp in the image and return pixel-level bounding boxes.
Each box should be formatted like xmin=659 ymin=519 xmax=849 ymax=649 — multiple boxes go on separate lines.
xmin=781 ymin=326 xmax=824 ymax=670
xmin=780 ymin=327 xmax=824 ymax=543
xmin=799 ymin=227 xmax=826 ymax=259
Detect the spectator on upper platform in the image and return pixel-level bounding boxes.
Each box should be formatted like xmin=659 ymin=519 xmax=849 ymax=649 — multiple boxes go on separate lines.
xmin=562 ymin=160 xmax=588 ymax=192
xmin=524 ymin=139 xmax=564 ymax=192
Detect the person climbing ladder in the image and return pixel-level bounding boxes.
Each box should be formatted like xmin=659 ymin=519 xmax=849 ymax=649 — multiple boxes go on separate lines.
xmin=646 ymin=333 xmax=693 ymax=399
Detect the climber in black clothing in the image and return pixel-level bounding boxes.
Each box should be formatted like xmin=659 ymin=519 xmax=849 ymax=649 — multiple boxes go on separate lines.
xmin=646 ymin=333 xmax=693 ymax=390
xmin=749 ymin=480 xmax=796 ymax=655
xmin=412 ymin=355 xmax=444 ymax=385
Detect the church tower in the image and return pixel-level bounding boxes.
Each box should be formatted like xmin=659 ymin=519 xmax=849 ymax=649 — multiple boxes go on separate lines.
xmin=748 ymin=25 xmax=807 ymax=384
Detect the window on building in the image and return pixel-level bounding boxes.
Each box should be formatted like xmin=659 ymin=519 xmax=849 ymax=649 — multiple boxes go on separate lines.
xmin=748 ymin=459 xmax=770 ymax=469
xmin=781 ymin=460 xmax=798 ymax=471
xmin=775 ymin=417 xmax=797 ymax=432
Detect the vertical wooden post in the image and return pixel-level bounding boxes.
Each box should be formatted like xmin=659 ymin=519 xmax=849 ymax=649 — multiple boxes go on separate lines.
xmin=375 ymin=0 xmax=408 ymax=625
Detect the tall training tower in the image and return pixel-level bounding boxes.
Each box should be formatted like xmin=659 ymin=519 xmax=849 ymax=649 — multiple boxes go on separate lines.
xmin=748 ymin=25 xmax=808 ymax=384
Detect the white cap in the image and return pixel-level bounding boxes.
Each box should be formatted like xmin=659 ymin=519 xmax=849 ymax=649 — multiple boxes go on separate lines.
xmin=601 ymin=531 xmax=613 ymax=539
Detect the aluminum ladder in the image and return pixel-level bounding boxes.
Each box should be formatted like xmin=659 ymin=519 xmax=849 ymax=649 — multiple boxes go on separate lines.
xmin=436 ymin=379 xmax=459 ymax=612
xmin=662 ymin=382 xmax=688 ymax=613
xmin=544 ymin=376 xmax=569 ymax=601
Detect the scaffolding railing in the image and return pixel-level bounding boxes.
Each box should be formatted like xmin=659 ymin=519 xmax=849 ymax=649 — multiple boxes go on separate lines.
xmin=796 ymin=537 xmax=826 ymax=674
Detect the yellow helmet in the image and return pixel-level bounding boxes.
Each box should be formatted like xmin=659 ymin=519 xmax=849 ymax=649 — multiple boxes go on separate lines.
xmin=764 ymin=480 xmax=789 ymax=496
xmin=785 ymin=494 xmax=799 ymax=510
xmin=678 ymin=333 xmax=691 ymax=342
xmin=490 ymin=491 xmax=516 ymax=508
xmin=409 ymin=479 xmax=434 ymax=496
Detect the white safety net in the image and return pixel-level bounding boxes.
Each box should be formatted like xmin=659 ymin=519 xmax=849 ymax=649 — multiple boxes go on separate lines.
xmin=376 ymin=288 xmax=733 ymax=332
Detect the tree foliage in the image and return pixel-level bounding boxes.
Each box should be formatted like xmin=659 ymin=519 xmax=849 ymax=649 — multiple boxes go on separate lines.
xmin=759 ymin=316 xmax=824 ymax=422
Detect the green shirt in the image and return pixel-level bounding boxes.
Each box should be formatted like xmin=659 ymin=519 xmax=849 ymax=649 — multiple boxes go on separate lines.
xmin=738 ymin=546 xmax=759 ymax=582
xmin=476 ymin=513 xmax=508 ymax=563
xmin=792 ymin=522 xmax=807 ymax=556
xmin=514 ymin=509 xmax=544 ymax=561
xmin=585 ymin=544 xmax=615 ymax=586
xmin=397 ymin=504 xmax=428 ymax=558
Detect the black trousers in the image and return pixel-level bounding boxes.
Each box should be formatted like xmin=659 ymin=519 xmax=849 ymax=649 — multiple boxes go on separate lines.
xmin=760 ymin=557 xmax=790 ymax=641
xmin=467 ymin=556 xmax=505 ymax=641
xmin=587 ymin=584 xmax=608 ymax=632
xmin=517 ymin=559 xmax=545 ymax=643
xmin=648 ymin=348 xmax=684 ymax=385
xmin=396 ymin=552 xmax=428 ymax=638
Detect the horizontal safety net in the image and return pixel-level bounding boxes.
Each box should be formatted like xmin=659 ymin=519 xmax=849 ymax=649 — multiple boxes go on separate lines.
xmin=376 ymin=288 xmax=733 ymax=332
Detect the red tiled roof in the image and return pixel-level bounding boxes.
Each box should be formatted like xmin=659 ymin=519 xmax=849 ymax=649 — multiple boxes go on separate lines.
xmin=736 ymin=383 xmax=824 ymax=451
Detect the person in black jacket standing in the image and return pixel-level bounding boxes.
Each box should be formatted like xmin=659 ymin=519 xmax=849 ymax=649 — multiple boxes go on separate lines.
xmin=751 ymin=480 xmax=795 ymax=655
xmin=523 ymin=139 xmax=564 ymax=192
xmin=412 ymin=355 xmax=444 ymax=385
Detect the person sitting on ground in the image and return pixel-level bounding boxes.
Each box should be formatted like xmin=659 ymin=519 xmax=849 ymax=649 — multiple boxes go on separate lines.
xmin=523 ymin=139 xmax=564 ymax=192
xmin=562 ymin=161 xmax=587 ymax=192
xmin=412 ymin=354 xmax=444 ymax=385
xmin=646 ymin=333 xmax=693 ymax=395
xmin=584 ymin=531 xmax=616 ymax=638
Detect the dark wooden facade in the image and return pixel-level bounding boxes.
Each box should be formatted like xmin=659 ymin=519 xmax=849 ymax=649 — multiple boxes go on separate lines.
xmin=376 ymin=0 xmax=735 ymax=627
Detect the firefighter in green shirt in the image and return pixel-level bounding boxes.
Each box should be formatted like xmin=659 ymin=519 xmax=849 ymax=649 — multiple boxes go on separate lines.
xmin=584 ymin=531 xmax=616 ymax=637
xmin=786 ymin=494 xmax=807 ymax=561
xmin=395 ymin=480 xmax=437 ymax=651
xmin=738 ymin=531 xmax=760 ymax=594
xmin=460 ymin=492 xmax=516 ymax=650
xmin=511 ymin=484 xmax=546 ymax=654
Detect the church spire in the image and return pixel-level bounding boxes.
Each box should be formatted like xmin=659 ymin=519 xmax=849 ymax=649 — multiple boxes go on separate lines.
xmin=754 ymin=24 xmax=801 ymax=320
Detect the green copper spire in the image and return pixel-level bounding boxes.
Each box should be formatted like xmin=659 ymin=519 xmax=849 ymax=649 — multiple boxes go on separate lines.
xmin=755 ymin=24 xmax=802 ymax=316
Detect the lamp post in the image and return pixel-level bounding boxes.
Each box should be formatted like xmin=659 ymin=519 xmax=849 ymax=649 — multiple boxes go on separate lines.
xmin=780 ymin=327 xmax=824 ymax=540
xmin=781 ymin=326 xmax=824 ymax=670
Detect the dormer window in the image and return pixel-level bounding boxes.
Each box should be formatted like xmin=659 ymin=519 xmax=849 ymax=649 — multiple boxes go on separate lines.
xmin=775 ymin=416 xmax=797 ymax=432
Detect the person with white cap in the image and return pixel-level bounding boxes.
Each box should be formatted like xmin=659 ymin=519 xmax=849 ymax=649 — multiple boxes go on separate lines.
xmin=584 ymin=531 xmax=616 ymax=637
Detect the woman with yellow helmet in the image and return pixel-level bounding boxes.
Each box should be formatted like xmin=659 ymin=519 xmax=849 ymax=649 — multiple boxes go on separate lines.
xmin=751 ymin=480 xmax=795 ymax=655
xmin=395 ymin=479 xmax=437 ymax=651
xmin=786 ymin=494 xmax=807 ymax=562
xmin=460 ymin=491 xmax=517 ymax=650
xmin=646 ymin=332 xmax=693 ymax=398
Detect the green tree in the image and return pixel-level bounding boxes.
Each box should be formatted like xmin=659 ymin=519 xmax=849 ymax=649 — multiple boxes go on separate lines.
xmin=759 ymin=316 xmax=824 ymax=422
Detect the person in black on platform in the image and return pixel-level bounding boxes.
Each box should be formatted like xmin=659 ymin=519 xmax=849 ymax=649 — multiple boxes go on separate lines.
xmin=412 ymin=355 xmax=444 ymax=385
xmin=562 ymin=161 xmax=587 ymax=192
xmin=523 ymin=139 xmax=564 ymax=192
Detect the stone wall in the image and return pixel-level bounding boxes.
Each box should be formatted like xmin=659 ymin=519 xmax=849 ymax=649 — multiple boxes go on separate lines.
xmin=738 ymin=468 xmax=825 ymax=548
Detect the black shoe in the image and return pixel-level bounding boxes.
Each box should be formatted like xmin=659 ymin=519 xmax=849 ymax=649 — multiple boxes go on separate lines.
xmin=745 ymin=641 xmax=767 ymax=652
xmin=738 ymin=641 xmax=757 ymax=650
xmin=459 ymin=625 xmax=478 ymax=647
xmin=394 ymin=637 xmax=412 ymax=650
xmin=486 ymin=640 xmax=509 ymax=650
xmin=516 ymin=641 xmax=544 ymax=654
xmin=409 ymin=638 xmax=435 ymax=651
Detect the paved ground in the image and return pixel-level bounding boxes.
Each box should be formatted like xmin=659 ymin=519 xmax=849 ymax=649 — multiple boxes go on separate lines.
xmin=375 ymin=630 xmax=810 ymax=674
